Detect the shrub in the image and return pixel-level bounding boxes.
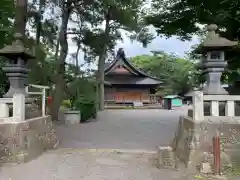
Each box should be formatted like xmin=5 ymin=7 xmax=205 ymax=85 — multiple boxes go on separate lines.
xmin=66 ymin=77 xmax=97 ymax=122
xmin=75 ymin=97 xmax=96 ymax=122
xmin=61 ymin=99 xmax=71 ymax=109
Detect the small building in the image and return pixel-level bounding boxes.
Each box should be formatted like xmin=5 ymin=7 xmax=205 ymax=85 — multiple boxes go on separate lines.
xmin=184 ymin=91 xmax=194 ymax=104
xmin=104 ymin=48 xmax=162 ymax=104
xmin=163 ymin=95 xmax=183 ymax=108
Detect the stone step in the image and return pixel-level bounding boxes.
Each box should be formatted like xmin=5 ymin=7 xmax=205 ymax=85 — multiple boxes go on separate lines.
xmin=157 ymin=146 xmax=179 ymax=170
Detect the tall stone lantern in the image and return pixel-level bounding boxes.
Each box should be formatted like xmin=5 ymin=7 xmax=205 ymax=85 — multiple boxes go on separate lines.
xmin=0 ymin=33 xmax=34 ymax=98
xmin=195 ymin=24 xmax=237 ymax=95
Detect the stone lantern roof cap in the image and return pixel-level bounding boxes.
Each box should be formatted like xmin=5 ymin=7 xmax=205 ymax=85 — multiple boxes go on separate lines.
xmin=195 ymin=24 xmax=238 ymax=53
xmin=0 ymin=33 xmax=35 ymax=60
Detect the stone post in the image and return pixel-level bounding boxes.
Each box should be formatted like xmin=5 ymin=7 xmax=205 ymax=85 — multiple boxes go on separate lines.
xmin=192 ymin=91 xmax=204 ymax=121
xmin=0 ymin=103 xmax=9 ymax=118
xmin=13 ymin=93 xmax=25 ymax=121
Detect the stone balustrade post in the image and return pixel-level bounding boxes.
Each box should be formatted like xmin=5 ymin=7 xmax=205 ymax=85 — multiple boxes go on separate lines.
xmin=13 ymin=93 xmax=25 ymax=121
xmin=192 ymin=91 xmax=204 ymax=121
xmin=0 ymin=103 xmax=9 ymax=118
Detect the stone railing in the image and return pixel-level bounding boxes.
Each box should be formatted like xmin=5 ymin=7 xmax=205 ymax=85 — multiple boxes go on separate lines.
xmin=0 ymin=94 xmax=25 ymax=122
xmin=191 ymin=91 xmax=240 ymax=121
xmin=0 ymin=84 xmax=49 ymax=122
xmin=172 ymin=90 xmax=240 ymax=173
xmin=0 ymin=84 xmax=58 ymax=163
xmin=25 ymin=84 xmax=50 ymax=117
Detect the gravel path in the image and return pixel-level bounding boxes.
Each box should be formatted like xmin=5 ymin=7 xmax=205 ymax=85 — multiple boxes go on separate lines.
xmin=0 ymin=108 xmax=190 ymax=180
xmin=57 ymin=109 xmax=188 ymax=149
xmin=0 ymin=149 xmax=187 ymax=180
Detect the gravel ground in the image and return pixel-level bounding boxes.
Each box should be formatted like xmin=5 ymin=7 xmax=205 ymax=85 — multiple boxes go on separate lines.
xmin=0 ymin=108 xmax=191 ymax=180
xmin=57 ymin=109 xmax=188 ymax=149
xmin=0 ymin=149 xmax=188 ymax=180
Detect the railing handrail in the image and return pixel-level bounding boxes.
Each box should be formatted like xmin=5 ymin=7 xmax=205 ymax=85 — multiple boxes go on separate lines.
xmin=192 ymin=91 xmax=240 ymax=121
xmin=26 ymin=84 xmax=49 ymax=116
xmin=28 ymin=84 xmax=50 ymax=89
xmin=0 ymin=98 xmax=13 ymax=104
xmin=203 ymin=95 xmax=240 ymax=101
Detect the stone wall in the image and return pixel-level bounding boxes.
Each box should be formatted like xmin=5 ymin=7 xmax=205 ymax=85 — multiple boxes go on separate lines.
xmin=173 ymin=116 xmax=240 ymax=170
xmin=0 ymin=115 xmax=59 ymax=163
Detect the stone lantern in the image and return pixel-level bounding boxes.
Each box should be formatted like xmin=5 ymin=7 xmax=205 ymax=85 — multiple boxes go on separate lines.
xmin=0 ymin=33 xmax=34 ymax=97
xmin=195 ymin=24 xmax=237 ymax=95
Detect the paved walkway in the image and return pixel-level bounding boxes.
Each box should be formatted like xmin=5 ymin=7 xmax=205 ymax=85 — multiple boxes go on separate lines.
xmin=0 ymin=108 xmax=191 ymax=180
xmin=57 ymin=109 xmax=187 ymax=149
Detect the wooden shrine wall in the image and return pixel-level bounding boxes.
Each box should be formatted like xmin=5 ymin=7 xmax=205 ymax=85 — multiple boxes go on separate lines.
xmin=105 ymin=87 xmax=151 ymax=103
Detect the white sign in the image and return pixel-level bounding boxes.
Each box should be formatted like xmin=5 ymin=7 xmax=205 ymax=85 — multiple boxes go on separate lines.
xmin=133 ymin=101 xmax=143 ymax=107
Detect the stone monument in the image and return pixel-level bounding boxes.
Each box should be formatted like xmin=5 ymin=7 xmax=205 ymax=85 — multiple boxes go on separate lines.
xmin=196 ymin=24 xmax=237 ymax=95
xmin=189 ymin=24 xmax=238 ymax=116
xmin=171 ymin=24 xmax=240 ymax=177
xmin=0 ymin=33 xmax=33 ymax=97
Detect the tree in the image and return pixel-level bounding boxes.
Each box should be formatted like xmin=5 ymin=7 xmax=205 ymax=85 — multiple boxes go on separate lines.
xmin=0 ymin=0 xmax=156 ymax=119
xmin=130 ymin=52 xmax=199 ymax=95
xmin=0 ymin=0 xmax=14 ymax=96
xmin=0 ymin=0 xmax=14 ymax=47
xmin=145 ymin=0 xmax=240 ymax=90
xmin=145 ymin=0 xmax=240 ymax=40
xmin=90 ymin=0 xmax=154 ymax=110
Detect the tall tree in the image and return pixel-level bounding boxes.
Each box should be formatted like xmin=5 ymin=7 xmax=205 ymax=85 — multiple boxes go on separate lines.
xmin=145 ymin=0 xmax=240 ymax=87
xmin=90 ymin=0 xmax=154 ymax=110
xmin=145 ymin=0 xmax=240 ymax=40
xmin=131 ymin=52 xmax=199 ymax=95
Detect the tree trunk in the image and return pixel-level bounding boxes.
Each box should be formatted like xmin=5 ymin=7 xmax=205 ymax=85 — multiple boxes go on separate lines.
xmin=54 ymin=38 xmax=60 ymax=60
xmin=97 ymin=17 xmax=110 ymax=111
xmin=51 ymin=3 xmax=71 ymax=121
xmin=35 ymin=13 xmax=42 ymax=45
xmin=35 ymin=0 xmax=45 ymax=54
xmin=75 ymin=45 xmax=80 ymax=75
xmin=15 ymin=0 xmax=28 ymax=37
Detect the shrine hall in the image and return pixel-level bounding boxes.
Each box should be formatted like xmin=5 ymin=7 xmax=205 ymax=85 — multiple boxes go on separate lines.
xmin=104 ymin=48 xmax=162 ymax=104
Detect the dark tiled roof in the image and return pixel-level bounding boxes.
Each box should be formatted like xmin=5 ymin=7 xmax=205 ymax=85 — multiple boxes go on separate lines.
xmin=105 ymin=77 xmax=161 ymax=85
xmin=104 ymin=48 xmax=162 ymax=85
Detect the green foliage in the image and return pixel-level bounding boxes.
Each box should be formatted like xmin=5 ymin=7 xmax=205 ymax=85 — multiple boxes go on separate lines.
xmin=65 ymin=77 xmax=97 ymax=121
xmin=145 ymin=0 xmax=240 ymax=86
xmin=70 ymin=0 xmax=154 ymax=62
xmin=0 ymin=0 xmax=156 ymax=117
xmin=61 ymin=100 xmax=71 ymax=109
xmin=145 ymin=0 xmax=240 ymax=40
xmin=75 ymin=97 xmax=96 ymax=122
xmin=0 ymin=58 xmax=9 ymax=97
xmin=130 ymin=52 xmax=199 ymax=95
xmin=0 ymin=0 xmax=14 ymax=97
xmin=67 ymin=78 xmax=95 ymax=104
xmin=0 ymin=0 xmax=14 ymax=47
xmin=224 ymin=166 xmax=240 ymax=177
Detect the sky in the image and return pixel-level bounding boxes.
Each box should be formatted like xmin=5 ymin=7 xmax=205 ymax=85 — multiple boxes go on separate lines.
xmin=67 ymin=32 xmax=200 ymax=69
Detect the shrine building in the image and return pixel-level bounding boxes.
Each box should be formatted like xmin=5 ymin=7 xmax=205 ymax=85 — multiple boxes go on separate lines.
xmin=104 ymin=48 xmax=162 ymax=105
